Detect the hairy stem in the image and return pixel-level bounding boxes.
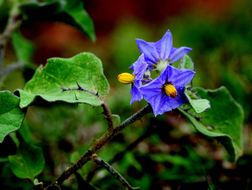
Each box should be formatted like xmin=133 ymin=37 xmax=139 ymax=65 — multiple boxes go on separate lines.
xmin=46 ymin=104 xmax=152 ymax=188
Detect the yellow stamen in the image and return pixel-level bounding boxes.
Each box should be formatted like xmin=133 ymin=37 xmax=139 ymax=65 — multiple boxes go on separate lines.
xmin=117 ymin=73 xmax=135 ymax=84
xmin=164 ymin=84 xmax=177 ymax=98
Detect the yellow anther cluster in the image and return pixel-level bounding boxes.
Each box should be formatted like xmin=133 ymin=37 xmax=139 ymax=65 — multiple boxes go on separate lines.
xmin=117 ymin=73 xmax=135 ymax=84
xmin=164 ymin=84 xmax=177 ymax=98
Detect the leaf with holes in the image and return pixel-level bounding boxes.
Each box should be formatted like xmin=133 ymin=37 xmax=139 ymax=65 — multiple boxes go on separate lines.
xmin=179 ymin=87 xmax=244 ymax=161
xmin=18 ymin=52 xmax=109 ymax=108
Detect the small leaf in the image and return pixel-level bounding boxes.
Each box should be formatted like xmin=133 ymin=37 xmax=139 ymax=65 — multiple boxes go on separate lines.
xmin=11 ymin=31 xmax=34 ymax=64
xmin=112 ymin=114 xmax=121 ymax=126
xmin=0 ymin=91 xmax=25 ymax=143
xmin=179 ymin=87 xmax=244 ymax=161
xmin=18 ymin=52 xmax=109 ymax=108
xmin=185 ymin=89 xmax=210 ymax=113
xmin=179 ymin=55 xmax=194 ymax=70
xmin=19 ymin=0 xmax=95 ymax=41
xmin=8 ymin=142 xmax=45 ymax=180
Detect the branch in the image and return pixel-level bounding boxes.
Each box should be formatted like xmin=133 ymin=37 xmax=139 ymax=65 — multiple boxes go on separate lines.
xmin=45 ymin=104 xmax=152 ymax=188
xmin=91 ymin=154 xmax=139 ymax=190
xmin=0 ymin=62 xmax=24 ymax=79
xmin=86 ymin=121 xmax=157 ymax=182
xmin=62 ymin=83 xmax=114 ymax=131
xmin=101 ymin=102 xmax=114 ymax=131
xmin=0 ymin=5 xmax=22 ymax=68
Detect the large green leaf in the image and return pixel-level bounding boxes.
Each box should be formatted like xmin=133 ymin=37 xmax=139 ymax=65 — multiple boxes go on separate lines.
xmin=8 ymin=142 xmax=45 ymax=180
xmin=185 ymin=89 xmax=210 ymax=113
xmin=18 ymin=52 xmax=109 ymax=108
xmin=19 ymin=0 xmax=95 ymax=41
xmin=0 ymin=91 xmax=25 ymax=143
xmin=179 ymin=87 xmax=244 ymax=161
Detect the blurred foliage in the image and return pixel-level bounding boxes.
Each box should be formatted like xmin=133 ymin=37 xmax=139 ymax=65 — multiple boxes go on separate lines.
xmin=19 ymin=0 xmax=96 ymax=41
xmin=1 ymin=0 xmax=252 ymax=189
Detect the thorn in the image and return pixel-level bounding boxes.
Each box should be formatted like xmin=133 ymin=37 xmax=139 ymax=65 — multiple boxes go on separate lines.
xmin=76 ymin=81 xmax=83 ymax=90
xmin=74 ymin=93 xmax=78 ymax=100
xmin=61 ymin=87 xmax=69 ymax=92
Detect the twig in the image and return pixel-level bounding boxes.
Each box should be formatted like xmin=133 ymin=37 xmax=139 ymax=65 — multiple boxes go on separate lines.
xmin=0 ymin=5 xmax=22 ymax=68
xmin=86 ymin=121 xmax=156 ymax=182
xmin=101 ymin=102 xmax=114 ymax=131
xmin=45 ymin=104 xmax=152 ymax=189
xmin=91 ymin=154 xmax=139 ymax=190
xmin=0 ymin=62 xmax=24 ymax=78
xmin=74 ymin=172 xmax=97 ymax=190
xmin=62 ymin=83 xmax=113 ymax=130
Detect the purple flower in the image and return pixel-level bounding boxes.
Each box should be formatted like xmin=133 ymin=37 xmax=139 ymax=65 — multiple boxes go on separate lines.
xmin=136 ymin=30 xmax=192 ymax=71
xmin=130 ymin=55 xmax=148 ymax=104
xmin=140 ymin=65 xmax=195 ymax=116
xmin=117 ymin=55 xmax=148 ymax=104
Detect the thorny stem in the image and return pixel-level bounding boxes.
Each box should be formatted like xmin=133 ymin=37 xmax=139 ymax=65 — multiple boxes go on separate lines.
xmin=91 ymin=154 xmax=139 ymax=190
xmin=45 ymin=104 xmax=152 ymax=189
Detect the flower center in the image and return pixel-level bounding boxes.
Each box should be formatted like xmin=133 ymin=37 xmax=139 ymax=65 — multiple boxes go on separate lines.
xmin=117 ymin=73 xmax=135 ymax=84
xmin=156 ymin=60 xmax=169 ymax=72
xmin=164 ymin=83 xmax=177 ymax=98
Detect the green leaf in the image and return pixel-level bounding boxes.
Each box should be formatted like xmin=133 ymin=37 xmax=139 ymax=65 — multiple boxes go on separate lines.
xmin=112 ymin=114 xmax=120 ymax=126
xmin=63 ymin=0 xmax=95 ymax=41
xmin=8 ymin=142 xmax=45 ymax=180
xmin=179 ymin=55 xmax=194 ymax=70
xmin=185 ymin=89 xmax=210 ymax=113
xmin=18 ymin=52 xmax=109 ymax=108
xmin=19 ymin=0 xmax=95 ymax=41
xmin=0 ymin=91 xmax=25 ymax=143
xmin=179 ymin=87 xmax=244 ymax=161
xmin=11 ymin=31 xmax=34 ymax=64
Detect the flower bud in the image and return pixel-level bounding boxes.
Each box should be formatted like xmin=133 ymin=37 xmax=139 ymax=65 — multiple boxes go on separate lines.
xmin=164 ymin=83 xmax=177 ymax=98
xmin=117 ymin=73 xmax=135 ymax=84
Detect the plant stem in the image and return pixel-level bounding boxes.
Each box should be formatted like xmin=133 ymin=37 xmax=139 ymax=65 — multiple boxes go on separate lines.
xmin=0 ymin=61 xmax=23 ymax=78
xmin=91 ymin=154 xmax=139 ymax=190
xmin=0 ymin=4 xmax=22 ymax=68
xmin=101 ymin=102 xmax=114 ymax=131
xmin=86 ymin=121 xmax=156 ymax=182
xmin=46 ymin=104 xmax=152 ymax=188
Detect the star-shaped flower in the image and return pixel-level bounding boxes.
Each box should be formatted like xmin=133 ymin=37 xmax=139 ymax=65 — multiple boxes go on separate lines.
xmin=117 ymin=55 xmax=148 ymax=104
xmin=140 ymin=65 xmax=195 ymax=116
xmin=136 ymin=30 xmax=192 ymax=71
